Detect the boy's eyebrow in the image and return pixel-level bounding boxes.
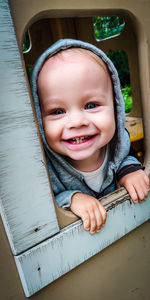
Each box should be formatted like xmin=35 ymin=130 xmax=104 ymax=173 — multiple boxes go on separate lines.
xmin=41 ymin=98 xmax=65 ymax=111
xmin=41 ymin=91 xmax=110 ymax=105
xmin=83 ymin=91 xmax=107 ymax=98
xmin=43 ymin=96 xmax=65 ymax=104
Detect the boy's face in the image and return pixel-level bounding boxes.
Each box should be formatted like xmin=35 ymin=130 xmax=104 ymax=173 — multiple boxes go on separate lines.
xmin=38 ymin=52 xmax=115 ymax=169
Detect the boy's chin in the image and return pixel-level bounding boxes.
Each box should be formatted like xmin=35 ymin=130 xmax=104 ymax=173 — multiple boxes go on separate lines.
xmin=65 ymin=152 xmax=99 ymax=166
xmin=66 ymin=151 xmax=96 ymax=161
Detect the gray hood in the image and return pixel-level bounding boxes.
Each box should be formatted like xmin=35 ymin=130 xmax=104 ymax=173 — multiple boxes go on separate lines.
xmin=31 ymin=39 xmax=131 ymax=202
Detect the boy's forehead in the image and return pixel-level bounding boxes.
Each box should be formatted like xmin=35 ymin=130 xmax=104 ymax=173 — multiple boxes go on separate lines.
xmin=39 ymin=48 xmax=109 ymax=77
xmin=37 ymin=49 xmax=114 ymax=105
xmin=37 ymin=48 xmax=113 ymax=99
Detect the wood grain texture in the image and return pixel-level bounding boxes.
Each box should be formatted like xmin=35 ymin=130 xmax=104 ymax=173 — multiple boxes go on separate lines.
xmin=0 ymin=0 xmax=59 ymax=255
xmin=15 ymin=195 xmax=150 ymax=297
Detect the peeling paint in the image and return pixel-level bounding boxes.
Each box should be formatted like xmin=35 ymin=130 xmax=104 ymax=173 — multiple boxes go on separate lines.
xmin=0 ymin=0 xmax=59 ymax=255
xmin=15 ymin=196 xmax=150 ymax=297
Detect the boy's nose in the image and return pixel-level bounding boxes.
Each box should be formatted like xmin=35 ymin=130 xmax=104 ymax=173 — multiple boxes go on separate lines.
xmin=66 ymin=111 xmax=89 ymax=129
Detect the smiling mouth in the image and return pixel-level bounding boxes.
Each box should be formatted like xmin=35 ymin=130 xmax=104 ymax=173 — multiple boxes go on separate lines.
xmin=66 ymin=135 xmax=96 ymax=144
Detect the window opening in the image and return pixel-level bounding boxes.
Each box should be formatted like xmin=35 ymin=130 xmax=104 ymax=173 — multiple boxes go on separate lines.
xmin=23 ymin=30 xmax=32 ymax=53
xmin=106 ymin=50 xmax=132 ymax=114
xmin=22 ymin=17 xmax=144 ymax=172
xmin=23 ymin=30 xmax=33 ymax=81
xmin=93 ymin=16 xmax=125 ymax=41
xmin=22 ymin=17 xmax=145 ymax=163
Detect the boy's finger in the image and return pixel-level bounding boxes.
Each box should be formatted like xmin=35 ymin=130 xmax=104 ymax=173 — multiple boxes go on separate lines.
xmin=82 ymin=212 xmax=90 ymax=231
xmin=125 ymin=184 xmax=138 ymax=203
xmin=142 ymin=181 xmax=149 ymax=198
xmin=94 ymin=208 xmax=103 ymax=232
xmin=98 ymin=203 xmax=107 ymax=225
xmin=88 ymin=210 xmax=97 ymax=234
xmin=143 ymin=174 xmax=150 ymax=187
xmin=134 ymin=183 xmax=148 ymax=202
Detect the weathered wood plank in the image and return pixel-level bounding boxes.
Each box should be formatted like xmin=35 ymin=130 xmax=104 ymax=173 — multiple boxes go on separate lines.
xmin=0 ymin=0 xmax=59 ymax=255
xmin=15 ymin=195 xmax=150 ymax=297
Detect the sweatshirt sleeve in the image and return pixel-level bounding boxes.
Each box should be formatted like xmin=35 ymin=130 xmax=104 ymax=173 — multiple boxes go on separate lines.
xmin=116 ymin=155 xmax=144 ymax=181
xmin=55 ymin=190 xmax=82 ymax=209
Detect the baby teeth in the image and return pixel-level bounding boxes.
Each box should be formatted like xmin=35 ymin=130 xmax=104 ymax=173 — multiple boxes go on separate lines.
xmin=72 ymin=136 xmax=88 ymax=143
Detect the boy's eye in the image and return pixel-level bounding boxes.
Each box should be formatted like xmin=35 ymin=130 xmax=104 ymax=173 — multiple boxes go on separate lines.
xmin=85 ymin=103 xmax=99 ymax=110
xmin=51 ymin=109 xmax=65 ymax=115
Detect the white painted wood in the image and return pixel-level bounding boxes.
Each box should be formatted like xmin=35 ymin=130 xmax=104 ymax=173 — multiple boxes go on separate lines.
xmin=15 ymin=195 xmax=150 ymax=297
xmin=0 ymin=0 xmax=59 ymax=255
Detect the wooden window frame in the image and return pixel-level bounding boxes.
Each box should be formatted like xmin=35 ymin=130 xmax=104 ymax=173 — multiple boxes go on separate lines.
xmin=0 ymin=1 xmax=150 ymax=297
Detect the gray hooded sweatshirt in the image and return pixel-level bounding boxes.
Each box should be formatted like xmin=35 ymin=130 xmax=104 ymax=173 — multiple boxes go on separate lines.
xmin=31 ymin=39 xmax=142 ymax=208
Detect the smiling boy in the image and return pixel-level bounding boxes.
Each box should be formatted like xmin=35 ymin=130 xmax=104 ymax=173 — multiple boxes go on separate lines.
xmin=32 ymin=39 xmax=149 ymax=234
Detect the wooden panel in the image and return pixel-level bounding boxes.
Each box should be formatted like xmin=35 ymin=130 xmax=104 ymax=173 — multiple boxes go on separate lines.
xmin=15 ymin=195 xmax=150 ymax=297
xmin=0 ymin=0 xmax=59 ymax=255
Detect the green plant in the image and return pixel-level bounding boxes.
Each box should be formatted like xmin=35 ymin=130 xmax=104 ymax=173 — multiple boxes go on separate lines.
xmin=93 ymin=16 xmax=125 ymax=41
xmin=26 ymin=66 xmax=33 ymax=82
xmin=107 ymin=50 xmax=130 ymax=87
xmin=121 ymin=85 xmax=132 ymax=113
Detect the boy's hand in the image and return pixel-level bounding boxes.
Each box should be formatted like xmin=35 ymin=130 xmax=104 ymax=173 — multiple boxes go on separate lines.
xmin=70 ymin=192 xmax=107 ymax=234
xmin=118 ymin=170 xmax=150 ymax=203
